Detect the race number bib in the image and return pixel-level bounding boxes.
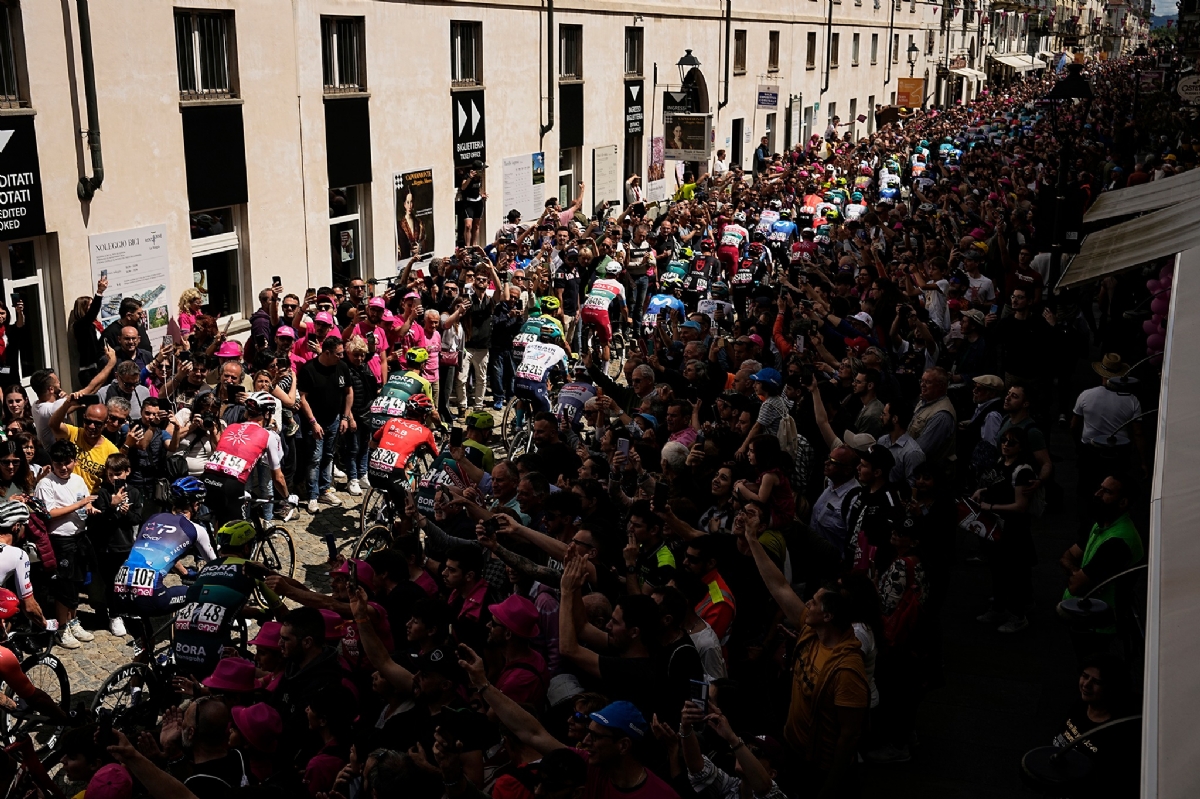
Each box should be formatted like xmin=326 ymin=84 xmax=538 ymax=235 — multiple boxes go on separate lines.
xmin=116 ymin=566 xmax=157 ymax=597
xmin=583 ymin=294 xmax=610 ymax=310
xmin=513 ymin=332 xmax=538 ymax=350
xmin=206 ymin=451 xmax=248 ymax=479
xmin=370 ymin=395 xmax=407 ymax=417
xmin=732 ymin=269 xmax=754 ymax=286
xmin=369 ymin=447 xmax=400 ymax=471
xmin=516 ymin=359 xmax=548 ymax=381
xmin=173 ymin=601 xmax=227 ymax=634
xmin=642 ymin=312 xmax=659 ymax=328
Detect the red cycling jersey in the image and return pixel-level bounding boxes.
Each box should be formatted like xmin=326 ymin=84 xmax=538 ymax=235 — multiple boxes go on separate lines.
xmin=0 ymin=647 xmax=35 ymax=699
xmin=369 ymin=418 xmax=438 ymax=474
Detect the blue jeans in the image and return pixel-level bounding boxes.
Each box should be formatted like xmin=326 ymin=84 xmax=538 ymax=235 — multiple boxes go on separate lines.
xmin=488 ymin=350 xmax=514 ymax=402
xmin=630 ymin=275 xmax=650 ymax=319
xmin=308 ymin=415 xmax=341 ymax=500
xmin=343 ymin=423 xmax=372 ymax=481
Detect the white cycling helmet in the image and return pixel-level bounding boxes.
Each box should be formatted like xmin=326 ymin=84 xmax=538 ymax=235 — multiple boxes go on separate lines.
xmin=604 ymin=262 xmax=623 ymax=277
xmin=245 ymin=391 xmax=276 ymax=416
xmin=0 ymin=501 xmax=29 ymax=529
xmin=733 ymin=212 xmax=747 ymax=224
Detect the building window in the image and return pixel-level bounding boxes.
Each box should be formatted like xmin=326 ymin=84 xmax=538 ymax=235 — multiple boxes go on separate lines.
xmin=893 ymin=33 xmax=900 ymax=63
xmin=558 ymin=147 xmax=580 ymax=206
xmin=848 ymin=98 xmax=857 ymax=136
xmin=624 ymin=27 xmax=643 ymax=76
xmin=768 ymin=31 xmax=780 ymax=72
xmin=174 ymin=9 xmax=236 ymax=101
xmin=321 ymin=17 xmax=364 ymax=93
xmin=806 ymin=32 xmax=817 ymax=69
xmin=0 ymin=5 xmax=27 ymax=109
xmin=871 ymin=34 xmax=879 ymax=64
xmin=830 ymin=33 xmax=839 ymax=68
xmin=451 ymin=21 xmax=482 ymax=86
xmin=190 ymin=206 xmax=244 ymax=318
xmin=852 ymin=33 xmax=860 ymax=65
xmin=827 ymin=102 xmax=836 ymax=122
xmin=733 ymin=30 xmax=747 ymax=74
xmin=867 ymin=94 xmax=875 ymax=133
xmin=927 ymin=30 xmax=935 ymax=55
xmin=559 ymin=25 xmax=582 ymax=79
xmin=329 ymin=185 xmax=365 ymax=285
xmin=764 ymin=112 xmax=775 ymax=153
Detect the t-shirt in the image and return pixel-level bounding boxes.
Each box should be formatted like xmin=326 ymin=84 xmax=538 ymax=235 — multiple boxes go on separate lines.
xmin=62 ymin=424 xmax=120 ymax=493
xmin=785 ymin=620 xmax=868 ymax=770
xmin=756 ymin=395 xmax=790 ymax=436
xmin=579 ymin=748 xmax=680 ymax=799
xmin=34 ymin=397 xmax=68 ymax=450
xmin=34 ymin=472 xmax=90 ymax=537
xmin=298 ymin=358 xmax=352 ymax=424
xmin=965 ymin=273 xmax=996 ymax=306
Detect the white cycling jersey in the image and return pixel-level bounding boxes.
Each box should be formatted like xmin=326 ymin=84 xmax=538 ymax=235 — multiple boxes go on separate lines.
xmin=0 ymin=544 xmax=32 ymax=599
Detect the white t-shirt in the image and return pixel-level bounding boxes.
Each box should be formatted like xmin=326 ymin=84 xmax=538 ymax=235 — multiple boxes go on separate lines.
xmin=34 ymin=397 xmax=68 ymax=450
xmin=1073 ymin=385 xmax=1142 ymax=446
xmin=0 ymin=544 xmax=32 ymax=598
xmin=35 ymin=472 xmax=90 ymax=537
xmin=965 ymin=273 xmax=996 ymax=305
xmin=924 ymin=278 xmax=951 ymax=331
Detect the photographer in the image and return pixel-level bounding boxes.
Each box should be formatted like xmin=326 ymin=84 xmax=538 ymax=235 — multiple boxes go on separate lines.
xmin=170 ymin=393 xmax=224 ymax=477
xmin=125 ymin=397 xmax=178 ymax=518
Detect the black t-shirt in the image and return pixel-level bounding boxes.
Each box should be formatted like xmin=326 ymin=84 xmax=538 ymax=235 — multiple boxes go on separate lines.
xmin=532 ymin=441 xmax=582 ymax=483
xmin=298 ymin=357 xmax=351 ymax=424
xmin=378 ymin=579 xmax=428 ymax=634
xmin=183 ymin=751 xmax=250 ymax=797
xmin=654 ymin=635 xmax=704 ymax=726
xmin=1053 ymin=702 xmax=1141 ymax=797
xmin=554 ymin=264 xmax=582 ymax=316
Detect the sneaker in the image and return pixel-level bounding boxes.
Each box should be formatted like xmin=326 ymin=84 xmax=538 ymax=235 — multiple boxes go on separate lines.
xmin=976 ymin=608 xmax=1009 ymax=624
xmin=493 ymin=400 xmax=504 ymax=410
xmin=333 ymin=466 xmax=347 ymax=481
xmin=347 ymin=479 xmax=362 ymax=496
xmin=865 ymin=743 xmax=911 ymax=764
xmin=56 ymin=627 xmax=81 ymax=650
xmin=998 ymin=615 xmax=1030 ymax=634
xmin=69 ymin=618 xmax=95 ymax=642
xmin=307 ymin=499 xmax=321 ymax=514
xmin=108 ymin=617 xmax=127 ymax=637
xmin=319 ymin=492 xmax=343 ymax=506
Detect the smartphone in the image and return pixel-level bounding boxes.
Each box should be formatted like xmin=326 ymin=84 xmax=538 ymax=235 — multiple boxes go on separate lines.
xmin=100 ymin=268 xmax=108 ymax=280
xmin=306 ymin=287 xmax=315 ymax=296
xmin=78 ymin=394 xmax=102 ymax=406
xmin=347 ymin=558 xmax=358 ymax=592
xmin=483 ymin=516 xmax=501 ymax=537
xmin=617 ymin=438 xmax=631 ymax=457
xmin=989 ymin=304 xmax=999 ymax=315
xmin=653 ymin=481 xmax=669 ymax=512
xmin=689 ymin=679 xmax=709 ymax=713
xmin=8 ymin=293 xmax=16 ymax=307
xmin=450 ymin=426 xmax=464 ymax=448
xmin=97 ymin=708 xmax=116 ymax=748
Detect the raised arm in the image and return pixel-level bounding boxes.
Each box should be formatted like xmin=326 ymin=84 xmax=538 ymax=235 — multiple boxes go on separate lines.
xmin=350 ymin=587 xmax=414 ymax=694
xmin=557 ymin=555 xmax=602 ymax=677
xmin=742 ymin=523 xmax=806 ymax=628
xmin=458 ymin=645 xmax=565 ymax=755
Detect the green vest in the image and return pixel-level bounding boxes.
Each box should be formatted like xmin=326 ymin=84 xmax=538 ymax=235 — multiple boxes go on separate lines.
xmin=1064 ymin=513 xmax=1144 ymax=634
xmin=463 ymin=438 xmax=495 ymax=472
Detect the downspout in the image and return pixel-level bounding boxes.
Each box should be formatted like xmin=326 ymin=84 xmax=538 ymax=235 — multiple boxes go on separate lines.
xmin=718 ymin=0 xmax=731 ymax=110
xmin=884 ymin=0 xmax=897 ymax=85
xmin=76 ymin=0 xmax=103 ymax=201
xmin=539 ymin=0 xmax=554 ymax=143
xmin=821 ymin=0 xmax=834 ymax=95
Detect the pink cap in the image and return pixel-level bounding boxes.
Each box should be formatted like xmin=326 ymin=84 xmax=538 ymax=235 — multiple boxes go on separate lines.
xmin=333 ymin=557 xmax=376 ymax=587
xmin=487 ymin=594 xmax=541 ymax=639
xmin=86 ymin=764 xmax=133 ymax=799
xmin=248 ymin=620 xmax=282 ymax=650
xmin=747 ymin=334 xmax=764 ymax=348
xmin=314 ymin=311 xmax=335 ymax=325
xmin=231 ymin=702 xmax=283 ymax=754
xmin=382 ymin=310 xmax=396 ymax=323
xmin=201 ymin=657 xmax=256 ymax=692
xmin=368 ymin=297 xmax=387 ymax=309
xmin=275 ymin=325 xmax=296 ymax=340
xmin=215 ymin=341 xmax=242 ymax=359
xmin=404 ymin=291 xmax=421 ymax=301
xmin=324 ymin=327 xmax=342 ymax=340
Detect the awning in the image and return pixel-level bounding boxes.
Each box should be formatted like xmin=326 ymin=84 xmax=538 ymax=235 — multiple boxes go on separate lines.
xmin=951 ymin=67 xmax=988 ymax=81
xmin=1038 ymin=51 xmax=1059 ymax=61
xmin=1058 ymin=201 xmax=1200 ymax=288
xmin=1084 ymin=168 xmax=1200 ymax=224
xmin=992 ymin=53 xmax=1046 ymax=71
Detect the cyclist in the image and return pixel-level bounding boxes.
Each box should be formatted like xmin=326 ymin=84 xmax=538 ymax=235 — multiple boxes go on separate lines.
xmin=716 ymin=212 xmax=749 ymax=278
xmin=535 ymin=296 xmax=567 ymax=340
xmin=113 ymin=477 xmax=216 ymax=616
xmin=768 ymin=209 xmax=799 ymax=262
xmin=202 ymin=393 xmax=292 ymax=527
xmin=369 ymin=393 xmax=439 ymax=485
xmin=556 ymin=363 xmax=597 ymax=434
xmin=365 ymin=348 xmax=434 ymax=430
xmin=461 ymin=411 xmax=497 ymax=473
xmin=579 ymin=261 xmax=628 ymax=364
xmin=644 ymin=275 xmax=686 ymax=332
xmin=756 ymin=199 xmax=782 ymax=237
xmin=514 ymin=322 xmax=568 ymax=414
xmin=0 ymin=502 xmax=45 ymax=628
xmin=172 ymin=520 xmax=281 ymax=679
xmin=0 ymin=587 xmax=69 ymax=723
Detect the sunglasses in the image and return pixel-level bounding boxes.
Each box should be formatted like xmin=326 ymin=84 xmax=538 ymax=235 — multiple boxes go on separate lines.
xmin=0 ymin=459 xmax=19 ymax=466
xmin=83 ymin=419 xmax=105 ymax=428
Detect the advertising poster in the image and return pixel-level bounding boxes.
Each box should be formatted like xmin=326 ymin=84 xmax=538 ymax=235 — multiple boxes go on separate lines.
xmin=896 ymin=78 xmax=925 ymax=108
xmin=0 ymin=115 xmax=45 ymax=242
xmin=502 ymin=153 xmax=546 ymax=225
xmin=664 ymin=113 xmax=712 ymax=162
xmin=88 ymin=225 xmax=170 ymax=346
xmin=647 ymin=136 xmax=667 ymax=202
xmin=592 ymin=145 xmax=622 ymax=214
xmin=395 ymin=169 xmax=435 ymax=273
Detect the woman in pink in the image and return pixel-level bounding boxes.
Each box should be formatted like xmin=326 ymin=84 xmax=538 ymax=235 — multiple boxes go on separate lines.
xmin=177 ymin=288 xmax=203 ymax=335
xmin=343 ymin=297 xmax=390 ymax=384
xmin=420 ymin=309 xmax=441 ymax=403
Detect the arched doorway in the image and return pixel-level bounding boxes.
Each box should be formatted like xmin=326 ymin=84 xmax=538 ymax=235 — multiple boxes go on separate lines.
xmin=681 ymin=67 xmax=710 ymax=177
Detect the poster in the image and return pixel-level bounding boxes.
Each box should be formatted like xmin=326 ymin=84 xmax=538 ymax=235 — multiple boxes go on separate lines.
xmin=592 ymin=145 xmax=622 ymax=214
xmin=88 ymin=225 xmax=170 ymax=346
xmin=647 ymin=136 xmax=667 ymax=202
xmin=394 ymin=169 xmax=435 ymax=273
xmin=624 ymin=81 xmax=644 ymax=136
xmin=0 ymin=115 xmax=45 ymax=242
xmin=896 ymin=77 xmax=925 ymax=108
xmin=1138 ymin=70 xmax=1164 ymax=92
xmin=663 ymin=91 xmax=689 ymax=126
xmin=664 ymin=114 xmax=712 ymax=161
xmin=502 ymin=153 xmax=546 ymax=225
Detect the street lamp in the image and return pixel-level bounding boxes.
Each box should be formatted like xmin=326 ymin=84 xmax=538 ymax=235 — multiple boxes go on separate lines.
xmin=1044 ymin=62 xmax=1094 ymax=293
xmin=676 ymin=49 xmax=701 ymax=84
xmin=907 ymin=41 xmax=919 ymax=76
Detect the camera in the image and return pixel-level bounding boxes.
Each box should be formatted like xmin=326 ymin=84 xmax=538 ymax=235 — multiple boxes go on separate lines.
xmin=201 ymin=413 xmax=217 ymax=428
xmin=176 ymin=349 xmax=192 ymax=363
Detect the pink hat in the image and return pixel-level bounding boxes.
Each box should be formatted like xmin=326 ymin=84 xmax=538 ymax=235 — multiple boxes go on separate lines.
xmin=248 ymin=620 xmax=282 ymax=650
xmin=319 ymin=609 xmax=346 ymax=642
xmin=215 ymin=340 xmax=242 ymax=359
xmin=332 ymin=557 xmax=376 ymax=588
xmin=487 ymin=594 xmax=541 ymax=639
xmin=368 ymin=296 xmax=387 ymax=309
xmin=324 ymin=327 xmax=342 ymax=340
xmin=968 ymin=227 xmax=989 ymax=240
xmin=747 ymin=333 xmax=764 ymax=348
xmin=200 ymin=657 xmax=256 ymax=692
xmin=382 ymin=310 xmax=396 ymax=323
xmin=314 ymin=311 xmax=335 ymax=326
xmin=275 ymin=325 xmax=297 ymax=340
xmin=231 ymin=702 xmax=283 ymax=754
xmin=403 ymin=291 xmax=421 ymax=301
xmin=86 ymin=764 xmax=133 ymax=799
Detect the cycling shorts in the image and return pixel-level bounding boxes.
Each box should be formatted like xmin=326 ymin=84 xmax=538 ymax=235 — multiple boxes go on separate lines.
xmin=113 ymin=584 xmax=190 ymax=618
xmin=716 ymin=246 xmax=739 ymax=276
xmin=514 ymin=379 xmax=552 ymax=414
xmin=202 ymin=472 xmax=247 ymax=527
xmin=579 ymin=306 xmax=612 ymax=343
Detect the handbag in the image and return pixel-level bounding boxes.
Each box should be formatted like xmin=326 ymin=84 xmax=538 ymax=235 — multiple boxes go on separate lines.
xmin=440 ymin=348 xmax=461 ymax=367
xmin=956 ymin=497 xmax=1004 ymax=542
xmin=883 ymin=557 xmax=923 ymax=648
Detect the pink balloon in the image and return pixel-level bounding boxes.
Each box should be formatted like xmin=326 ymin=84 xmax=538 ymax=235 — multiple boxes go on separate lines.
xmin=1161 ymin=274 xmax=1173 ymax=289
xmin=1147 ymin=333 xmax=1165 ymax=351
xmin=1151 ymin=297 xmax=1170 ymax=316
xmin=1160 ymin=264 xmax=1175 ymax=279
xmin=1151 ymin=313 xmax=1163 ymax=323
xmin=1148 ymin=279 xmax=1161 ymax=292
xmin=1143 ymin=319 xmax=1159 ymax=335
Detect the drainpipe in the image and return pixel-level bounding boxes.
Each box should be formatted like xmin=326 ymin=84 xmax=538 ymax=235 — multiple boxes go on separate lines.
xmin=76 ymin=0 xmax=104 ymax=201
xmin=821 ymin=0 xmax=834 ymax=95
xmin=718 ymin=0 xmax=731 ymax=110
xmin=884 ymin=0 xmax=897 ymax=85
xmin=539 ymin=0 xmax=555 ymax=142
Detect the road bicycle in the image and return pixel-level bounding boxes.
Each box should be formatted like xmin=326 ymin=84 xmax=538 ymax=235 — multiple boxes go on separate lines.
xmin=358 ymin=443 xmax=437 ymax=541
xmin=0 ymin=627 xmax=70 ymax=752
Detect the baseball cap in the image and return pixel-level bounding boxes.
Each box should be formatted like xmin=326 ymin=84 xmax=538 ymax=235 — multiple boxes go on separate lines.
xmin=314 ymin=311 xmax=335 ymax=326
xmin=333 ymin=558 xmax=376 ymax=588
xmin=747 ymin=333 xmax=764 ymax=347
xmin=416 ymin=646 xmax=463 ymax=681
xmin=680 ymin=320 xmax=703 ymax=331
xmin=275 ymin=325 xmax=297 ymax=340
xmin=750 ymin=368 xmax=783 ymax=389
xmin=404 ymin=290 xmax=421 ymax=300
xmin=860 ymin=443 xmax=896 ymax=472
xmin=588 ymin=700 xmax=647 ymax=739
xmin=851 ymin=311 xmax=874 ymax=328
xmin=962 ymin=309 xmax=986 ymax=327
xmin=368 ymin=297 xmax=387 ymax=309
xmin=842 ymin=431 xmax=876 ymax=451
xmin=86 ymin=764 xmax=133 ymax=799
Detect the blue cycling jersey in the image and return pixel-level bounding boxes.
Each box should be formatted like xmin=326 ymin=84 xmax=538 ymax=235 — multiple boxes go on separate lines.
xmin=115 ymin=513 xmax=216 ymax=598
xmin=556 ymin=381 xmax=597 ymax=431
xmin=769 ymin=220 xmax=798 ymax=243
xmin=644 ymin=294 xmax=686 ymax=325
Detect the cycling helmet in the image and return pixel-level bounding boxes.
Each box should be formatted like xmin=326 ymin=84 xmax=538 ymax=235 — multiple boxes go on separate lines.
xmin=836 ymin=178 xmax=847 ymax=187
xmin=851 ymin=192 xmax=864 ymax=202
xmin=710 ymin=281 xmax=730 ymax=298
xmin=661 ymin=273 xmax=684 ymax=289
xmin=680 ymin=247 xmax=694 ymax=259
xmin=733 ymin=212 xmax=747 ymax=224
xmin=539 ymin=296 xmax=561 ymax=313
xmin=0 ymin=501 xmax=28 ymax=529
xmin=779 ymin=209 xmax=792 ymax=220
xmin=404 ymin=392 xmax=434 ymax=419
xmin=860 ymin=165 xmax=873 ymax=176
xmin=769 ymin=199 xmax=782 ymax=210
xmin=465 ymin=410 xmax=495 ymax=430
xmin=0 ymin=588 xmax=17 ymax=620
xmin=604 ymin=262 xmax=622 ymax=277
xmin=537 ymin=321 xmax=564 ymax=343
xmin=700 ymin=238 xmax=715 ymax=251
xmin=245 ymin=391 xmax=275 ymax=417
xmin=170 ymin=476 xmax=208 ymax=503
xmin=404 ymin=347 xmax=430 ymax=368
xmin=823 ymin=193 xmax=837 ymax=203
xmin=216 ymin=520 xmax=257 ymax=549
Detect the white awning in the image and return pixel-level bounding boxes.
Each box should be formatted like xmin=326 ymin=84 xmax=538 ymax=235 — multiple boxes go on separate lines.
xmin=951 ymin=67 xmax=988 ymax=81
xmin=992 ymin=53 xmax=1046 ymax=71
xmin=1037 ymin=50 xmax=1059 ymax=61
xmin=1058 ymin=201 xmax=1200 ymax=288
xmin=1084 ymin=168 xmax=1200 ymax=224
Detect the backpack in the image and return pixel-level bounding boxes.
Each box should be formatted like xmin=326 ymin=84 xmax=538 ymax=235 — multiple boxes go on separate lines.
xmin=882 ymin=557 xmax=922 ymax=648
xmin=23 ymin=499 xmax=57 ymax=573
xmin=777 ymin=412 xmax=800 ymax=459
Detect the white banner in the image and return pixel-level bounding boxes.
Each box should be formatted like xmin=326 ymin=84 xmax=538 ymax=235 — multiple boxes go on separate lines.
xmin=501 ymin=153 xmax=545 ymax=227
xmin=88 ymin=225 xmax=170 ymax=347
xmin=592 ymin=145 xmax=622 ymax=213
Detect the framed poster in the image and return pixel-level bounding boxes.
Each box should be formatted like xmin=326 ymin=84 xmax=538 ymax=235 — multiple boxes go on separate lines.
xmin=394 ymin=169 xmax=435 ymax=273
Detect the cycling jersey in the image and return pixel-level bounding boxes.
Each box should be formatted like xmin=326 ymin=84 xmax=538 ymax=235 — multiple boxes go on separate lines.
xmin=643 ymin=294 xmax=686 ymax=328
xmin=461 ymin=438 xmax=495 ymax=473
xmin=696 ymin=299 xmax=735 ymax=327
xmin=115 ymin=514 xmax=215 ymax=611
xmin=556 ymin=381 xmax=596 ymax=431
xmin=582 ymin=278 xmax=626 ymax=313
xmin=369 ymin=417 xmax=438 ymax=483
xmin=756 ymin=209 xmax=780 ymax=235
xmin=515 ymin=341 xmax=567 ymax=384
xmin=173 ymin=556 xmax=264 ymax=678
xmin=0 ymin=544 xmax=31 ymax=600
xmin=718 ymin=224 xmax=749 ymax=250
xmin=204 ymin=423 xmax=282 ymax=484
xmin=0 ymin=648 xmax=34 ymax=699
xmin=513 ymin=317 xmax=549 ymax=357
xmin=844 ymin=203 xmax=867 ymax=221
xmin=790 ymin=240 xmax=819 ymax=265
xmin=768 ymin=220 xmax=798 ymax=247
xmin=366 ymin=371 xmax=431 ymax=429
xmin=416 ymin=451 xmax=470 ymax=516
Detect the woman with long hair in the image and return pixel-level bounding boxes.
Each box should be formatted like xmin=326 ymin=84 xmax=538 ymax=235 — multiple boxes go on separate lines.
xmin=2 ymin=385 xmax=30 ymax=426
xmin=69 ymin=275 xmax=109 ymax=386
xmin=0 ymin=439 xmax=34 ymax=499
xmin=177 ymin=288 xmax=204 ymax=336
xmin=10 ymin=431 xmax=47 ymax=472
xmin=733 ymin=434 xmax=796 ymax=529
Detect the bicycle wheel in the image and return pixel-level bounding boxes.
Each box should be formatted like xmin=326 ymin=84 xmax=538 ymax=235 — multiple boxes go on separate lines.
xmin=91 ymin=662 xmax=161 ymax=730
xmin=0 ymin=653 xmax=70 ymax=748
xmin=254 ymin=527 xmax=295 ymax=579
xmin=359 ymin=487 xmax=393 ymax=538
xmin=501 ymin=396 xmax=523 ymax=452
xmin=352 ymin=523 xmax=393 ymax=560
xmin=404 ymin=447 xmax=437 ymax=491
xmin=510 ymin=427 xmax=534 ymax=459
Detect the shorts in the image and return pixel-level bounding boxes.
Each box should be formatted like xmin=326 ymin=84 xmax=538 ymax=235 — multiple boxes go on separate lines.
xmin=112 ymin=584 xmax=189 ymax=618
xmin=49 ymin=534 xmax=85 ymax=609
xmin=514 ymin=378 xmax=551 ymax=414
xmin=716 ymin=245 xmax=740 ymax=276
xmin=579 ymin=306 xmax=612 ymax=343
xmin=462 ymin=200 xmax=484 ymax=220
xmin=203 ymin=471 xmax=247 ymax=527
